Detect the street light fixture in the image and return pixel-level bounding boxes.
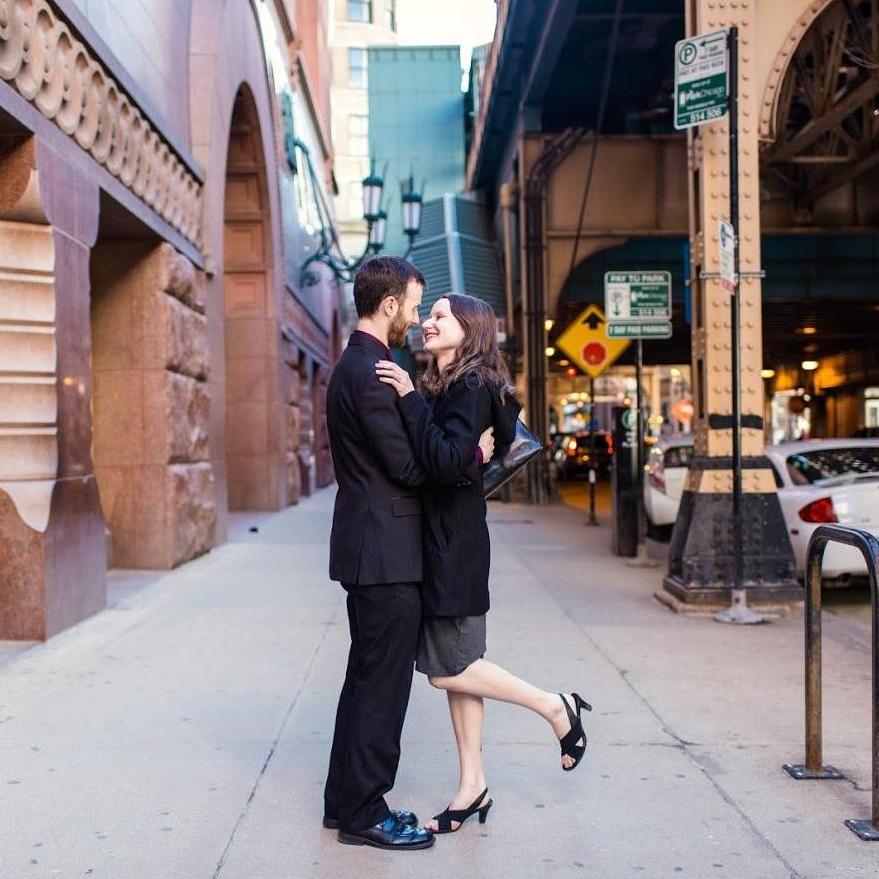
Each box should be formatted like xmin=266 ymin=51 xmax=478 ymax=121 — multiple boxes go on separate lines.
xmin=802 ymin=360 xmax=820 ymax=371
xmin=401 ymin=175 xmax=425 ymax=255
xmin=299 ymin=159 xmax=392 ymax=286
xmin=368 ymin=208 xmax=388 ymax=254
xmin=362 ymin=167 xmax=384 ymax=222
xmin=279 ymin=91 xmax=402 ymax=286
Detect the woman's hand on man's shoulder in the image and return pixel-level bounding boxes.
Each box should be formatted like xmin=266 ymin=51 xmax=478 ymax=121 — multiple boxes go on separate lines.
xmin=375 ymin=359 xmax=416 ymax=398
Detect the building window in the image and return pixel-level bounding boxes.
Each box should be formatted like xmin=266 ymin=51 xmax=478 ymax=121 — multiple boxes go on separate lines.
xmin=348 ymin=47 xmax=368 ymax=88
xmin=385 ymin=0 xmax=396 ymax=31
xmin=347 ymin=0 xmax=372 ymax=23
xmin=348 ymin=114 xmax=368 ymax=155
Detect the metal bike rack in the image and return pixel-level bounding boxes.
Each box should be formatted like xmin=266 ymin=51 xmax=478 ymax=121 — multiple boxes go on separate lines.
xmin=782 ymin=523 xmax=879 ymax=841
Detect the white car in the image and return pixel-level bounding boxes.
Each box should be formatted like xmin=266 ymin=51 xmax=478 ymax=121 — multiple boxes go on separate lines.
xmin=644 ymin=435 xmax=694 ymax=532
xmin=767 ymin=439 xmax=879 ymax=580
xmin=643 ymin=436 xmax=879 ymax=581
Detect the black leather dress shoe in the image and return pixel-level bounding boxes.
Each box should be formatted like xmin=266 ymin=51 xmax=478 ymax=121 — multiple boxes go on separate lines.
xmin=337 ymin=815 xmax=434 ymax=850
xmin=323 ymin=809 xmax=417 ymax=831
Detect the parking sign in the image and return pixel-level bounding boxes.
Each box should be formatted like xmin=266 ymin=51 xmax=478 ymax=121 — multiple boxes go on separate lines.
xmin=674 ymin=30 xmax=729 ymax=130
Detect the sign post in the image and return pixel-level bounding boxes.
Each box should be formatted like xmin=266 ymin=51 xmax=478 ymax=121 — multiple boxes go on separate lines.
xmin=677 ymin=27 xmax=761 ymax=624
xmin=556 ymin=305 xmax=629 ymax=526
xmin=713 ymin=27 xmax=763 ymax=625
xmin=604 ymin=271 xmax=672 ymax=566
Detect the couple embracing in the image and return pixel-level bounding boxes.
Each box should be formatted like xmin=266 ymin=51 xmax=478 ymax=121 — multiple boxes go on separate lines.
xmin=322 ymin=257 xmax=590 ymax=851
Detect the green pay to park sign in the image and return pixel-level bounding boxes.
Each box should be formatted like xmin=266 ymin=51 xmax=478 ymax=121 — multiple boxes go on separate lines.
xmin=674 ymin=29 xmax=729 ymax=130
xmin=604 ymin=271 xmax=673 ymax=340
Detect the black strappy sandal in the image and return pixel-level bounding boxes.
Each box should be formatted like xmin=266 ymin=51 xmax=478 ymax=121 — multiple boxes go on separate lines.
xmin=431 ymin=788 xmax=493 ymax=834
xmin=559 ymin=693 xmax=592 ymax=772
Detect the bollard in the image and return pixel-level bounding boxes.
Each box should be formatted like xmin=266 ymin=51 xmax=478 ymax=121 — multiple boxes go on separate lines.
xmin=782 ymin=524 xmax=879 ymax=841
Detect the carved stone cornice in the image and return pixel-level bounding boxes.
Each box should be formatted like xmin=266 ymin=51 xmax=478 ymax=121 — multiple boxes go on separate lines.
xmin=0 ymin=0 xmax=202 ymax=245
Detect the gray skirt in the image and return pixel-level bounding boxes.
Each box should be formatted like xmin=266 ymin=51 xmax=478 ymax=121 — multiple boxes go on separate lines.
xmin=415 ymin=614 xmax=486 ymax=677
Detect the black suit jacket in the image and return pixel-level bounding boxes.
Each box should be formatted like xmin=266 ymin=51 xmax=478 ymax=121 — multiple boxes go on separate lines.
xmin=397 ymin=375 xmax=520 ymax=616
xmin=327 ymin=331 xmax=430 ymax=585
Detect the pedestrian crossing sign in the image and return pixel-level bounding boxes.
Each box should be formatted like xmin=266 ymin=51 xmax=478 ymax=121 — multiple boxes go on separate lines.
xmin=555 ymin=304 xmax=630 ymax=379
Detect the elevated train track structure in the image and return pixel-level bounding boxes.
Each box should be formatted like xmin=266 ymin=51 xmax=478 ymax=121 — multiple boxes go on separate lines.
xmin=466 ymin=0 xmax=879 ymax=606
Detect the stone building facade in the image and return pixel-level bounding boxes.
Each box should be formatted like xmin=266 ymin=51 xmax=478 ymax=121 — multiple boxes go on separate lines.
xmin=0 ymin=0 xmax=342 ymax=641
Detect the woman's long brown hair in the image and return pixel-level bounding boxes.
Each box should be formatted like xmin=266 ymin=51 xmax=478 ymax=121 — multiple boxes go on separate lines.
xmin=422 ymin=293 xmax=515 ymax=399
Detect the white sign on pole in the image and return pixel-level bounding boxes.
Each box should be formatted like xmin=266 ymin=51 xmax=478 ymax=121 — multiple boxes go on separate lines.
xmin=719 ymin=218 xmax=736 ymax=293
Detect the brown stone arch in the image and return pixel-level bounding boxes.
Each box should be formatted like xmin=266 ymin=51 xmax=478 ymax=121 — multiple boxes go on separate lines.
xmin=189 ymin=0 xmax=289 ymax=534
xmin=223 ymin=84 xmax=284 ymax=511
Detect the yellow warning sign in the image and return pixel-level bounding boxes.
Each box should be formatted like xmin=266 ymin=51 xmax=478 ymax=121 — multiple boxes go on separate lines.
xmin=555 ymin=304 xmax=630 ymax=379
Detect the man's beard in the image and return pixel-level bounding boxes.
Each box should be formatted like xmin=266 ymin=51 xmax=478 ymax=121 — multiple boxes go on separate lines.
xmin=387 ymin=310 xmax=410 ymax=348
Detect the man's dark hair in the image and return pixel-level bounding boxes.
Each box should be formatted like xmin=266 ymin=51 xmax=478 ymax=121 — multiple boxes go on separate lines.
xmin=353 ymin=256 xmax=426 ymax=318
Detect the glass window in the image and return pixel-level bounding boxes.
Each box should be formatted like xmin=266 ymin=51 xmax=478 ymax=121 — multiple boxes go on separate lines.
xmin=664 ymin=445 xmax=694 ymax=469
xmin=767 ymin=461 xmax=784 ymax=489
xmin=385 ymin=0 xmax=396 ymax=31
xmin=348 ymin=47 xmax=368 ymax=88
xmin=347 ymin=0 xmax=372 ymax=23
xmin=348 ymin=114 xmax=368 ymax=155
xmin=785 ymin=447 xmax=879 ymax=485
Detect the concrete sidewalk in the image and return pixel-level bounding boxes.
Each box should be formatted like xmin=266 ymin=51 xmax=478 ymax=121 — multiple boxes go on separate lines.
xmin=0 ymin=490 xmax=876 ymax=879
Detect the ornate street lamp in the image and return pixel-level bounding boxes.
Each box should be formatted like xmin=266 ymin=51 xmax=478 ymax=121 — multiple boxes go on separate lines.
xmin=362 ymin=168 xmax=384 ymax=223
xmin=401 ymin=175 xmax=424 ymax=255
xmin=299 ymin=159 xmax=390 ymax=286
xmin=368 ymin=208 xmax=388 ymax=254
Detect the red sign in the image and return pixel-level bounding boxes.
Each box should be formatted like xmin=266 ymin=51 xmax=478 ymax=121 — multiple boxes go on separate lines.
xmin=671 ymin=398 xmax=695 ymax=422
xmin=582 ymin=342 xmax=607 ymax=366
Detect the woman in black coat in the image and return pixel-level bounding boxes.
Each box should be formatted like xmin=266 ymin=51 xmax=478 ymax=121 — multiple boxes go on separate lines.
xmin=376 ymin=294 xmax=590 ymax=835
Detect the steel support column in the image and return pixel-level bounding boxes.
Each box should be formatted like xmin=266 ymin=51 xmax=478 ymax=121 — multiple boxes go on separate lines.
xmin=520 ymin=128 xmax=585 ymax=503
xmin=661 ymin=0 xmax=799 ymax=608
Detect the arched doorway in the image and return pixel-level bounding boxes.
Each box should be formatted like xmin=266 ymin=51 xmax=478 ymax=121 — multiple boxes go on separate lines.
xmin=223 ymin=86 xmax=282 ymax=511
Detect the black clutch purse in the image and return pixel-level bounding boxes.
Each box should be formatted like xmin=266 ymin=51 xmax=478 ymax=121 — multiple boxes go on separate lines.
xmin=482 ymin=419 xmax=543 ymax=499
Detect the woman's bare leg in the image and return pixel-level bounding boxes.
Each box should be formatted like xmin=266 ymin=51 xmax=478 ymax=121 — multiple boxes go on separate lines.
xmin=428 ymin=659 xmax=579 ymax=769
xmin=425 ymin=691 xmax=487 ymax=832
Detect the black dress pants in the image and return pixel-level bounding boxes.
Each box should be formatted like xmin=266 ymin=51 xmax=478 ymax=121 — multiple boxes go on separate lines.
xmin=324 ymin=582 xmax=421 ymax=831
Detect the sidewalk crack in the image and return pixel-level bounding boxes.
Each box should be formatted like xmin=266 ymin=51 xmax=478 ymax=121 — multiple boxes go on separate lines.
xmin=211 ymin=608 xmax=338 ymax=879
xmin=511 ymin=545 xmax=804 ymax=879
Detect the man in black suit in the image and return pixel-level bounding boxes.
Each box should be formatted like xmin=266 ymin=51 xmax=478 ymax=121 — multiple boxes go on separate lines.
xmin=322 ymin=256 xmax=434 ymax=850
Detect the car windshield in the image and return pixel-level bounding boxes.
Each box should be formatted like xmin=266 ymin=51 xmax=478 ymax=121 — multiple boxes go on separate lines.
xmin=785 ymin=447 xmax=879 ymax=486
xmin=664 ymin=445 xmax=694 ymax=468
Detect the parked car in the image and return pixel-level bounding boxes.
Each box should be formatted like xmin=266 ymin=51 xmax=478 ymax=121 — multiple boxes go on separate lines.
xmin=767 ymin=439 xmax=879 ymax=580
xmin=553 ymin=431 xmax=614 ymax=480
xmin=643 ymin=435 xmax=879 ymax=581
xmin=644 ymin=435 xmax=694 ymax=537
